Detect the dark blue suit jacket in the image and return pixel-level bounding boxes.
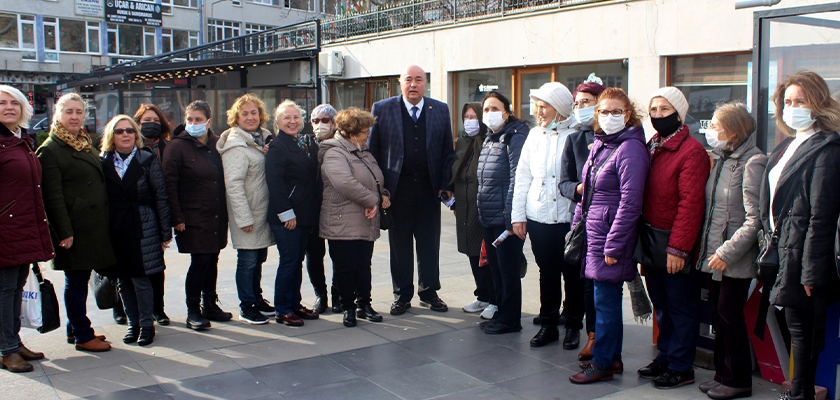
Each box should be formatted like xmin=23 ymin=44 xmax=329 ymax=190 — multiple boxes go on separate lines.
xmin=369 ymin=95 xmax=454 ymax=199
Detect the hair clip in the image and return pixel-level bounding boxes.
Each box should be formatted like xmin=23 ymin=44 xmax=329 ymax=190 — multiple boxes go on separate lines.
xmin=584 ymin=73 xmax=603 ymax=86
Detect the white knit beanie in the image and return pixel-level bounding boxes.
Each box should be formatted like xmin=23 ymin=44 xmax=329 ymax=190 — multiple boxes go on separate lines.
xmin=529 ymin=82 xmax=574 ymax=118
xmin=649 ymin=86 xmax=689 ymax=122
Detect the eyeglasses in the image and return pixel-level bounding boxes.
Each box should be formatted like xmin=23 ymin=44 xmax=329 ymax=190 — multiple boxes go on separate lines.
xmin=574 ymin=99 xmax=595 ymax=108
xmin=597 ymin=109 xmax=626 ymax=116
xmin=114 ymin=128 xmax=137 ymax=135
xmin=311 ymin=117 xmax=332 ymax=124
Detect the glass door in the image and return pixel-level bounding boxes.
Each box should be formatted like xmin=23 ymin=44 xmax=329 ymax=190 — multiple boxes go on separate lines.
xmin=514 ymin=67 xmax=553 ymax=126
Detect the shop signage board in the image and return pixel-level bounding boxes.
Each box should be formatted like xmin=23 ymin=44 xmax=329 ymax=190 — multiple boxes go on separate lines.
xmin=76 ymin=0 xmax=105 ymax=17
xmin=105 ymin=0 xmax=162 ymax=27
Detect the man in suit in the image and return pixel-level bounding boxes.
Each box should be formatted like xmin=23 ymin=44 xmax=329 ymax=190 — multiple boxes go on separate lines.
xmin=370 ymin=65 xmax=455 ymax=315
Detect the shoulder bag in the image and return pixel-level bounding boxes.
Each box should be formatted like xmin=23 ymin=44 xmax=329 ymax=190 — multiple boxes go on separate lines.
xmin=32 ymin=263 xmax=61 ymax=334
xmin=352 ymin=151 xmax=393 ymax=230
xmin=564 ymin=144 xmax=619 ymax=264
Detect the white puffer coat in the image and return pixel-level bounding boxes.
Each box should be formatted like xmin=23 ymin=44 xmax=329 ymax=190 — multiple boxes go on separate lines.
xmin=217 ymin=126 xmax=275 ymax=249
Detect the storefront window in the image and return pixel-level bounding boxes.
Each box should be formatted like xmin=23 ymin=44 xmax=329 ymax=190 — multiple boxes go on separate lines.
xmin=556 ymin=61 xmax=628 ymax=93
xmin=0 ymin=13 xmax=17 ymax=49
xmin=119 ymin=24 xmax=143 ymax=55
xmin=455 ymin=68 xmax=513 ymax=126
xmin=670 ymin=53 xmax=751 ymax=148
xmin=330 ymin=75 xmax=429 ymax=110
xmin=332 ymin=79 xmax=366 ymax=110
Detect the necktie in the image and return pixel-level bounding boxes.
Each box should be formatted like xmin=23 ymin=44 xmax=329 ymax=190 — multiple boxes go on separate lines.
xmin=411 ymin=106 xmax=419 ymax=122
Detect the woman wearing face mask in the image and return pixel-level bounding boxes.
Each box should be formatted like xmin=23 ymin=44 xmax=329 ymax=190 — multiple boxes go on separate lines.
xmin=266 ymin=100 xmax=320 ymax=326
xmin=637 ymin=87 xmax=710 ymax=389
xmin=306 ymin=103 xmax=338 ymax=314
xmin=476 ymin=91 xmax=529 ymax=335
xmin=694 ymin=102 xmax=766 ymax=399
xmin=452 ymin=102 xmax=495 ymax=319
xmin=126 ymin=103 xmax=172 ymax=327
xmin=761 ymin=71 xmax=840 ymax=400
xmin=0 ymin=85 xmax=53 ymax=372
xmin=217 ymin=94 xmax=276 ymax=325
xmin=568 ymin=88 xmax=648 ymax=384
xmin=100 ymin=115 xmax=172 ymax=347
xmin=511 ymin=82 xmax=582 ymax=349
xmin=38 ymin=93 xmax=115 ymax=352
xmin=163 ymin=100 xmax=231 ymax=331
xmin=319 ymin=107 xmax=389 ymax=327
xmin=559 ymin=76 xmax=605 ymax=361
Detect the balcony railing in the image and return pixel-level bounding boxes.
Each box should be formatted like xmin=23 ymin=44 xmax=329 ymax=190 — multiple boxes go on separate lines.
xmin=322 ymin=0 xmax=609 ymax=43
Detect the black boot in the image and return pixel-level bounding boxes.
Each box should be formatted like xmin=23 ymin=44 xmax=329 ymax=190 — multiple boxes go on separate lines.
xmin=113 ymin=306 xmax=127 ymax=325
xmin=123 ymin=326 xmax=139 ymax=344
xmin=138 ymin=326 xmax=155 ymax=346
xmin=331 ymin=286 xmax=343 ymax=313
xmin=343 ymin=309 xmax=357 ymax=327
xmin=186 ymin=298 xmax=211 ymax=330
xmin=356 ymin=304 xmax=383 ymax=322
xmin=313 ymin=293 xmax=327 ymax=314
xmin=201 ymin=295 xmax=233 ymax=322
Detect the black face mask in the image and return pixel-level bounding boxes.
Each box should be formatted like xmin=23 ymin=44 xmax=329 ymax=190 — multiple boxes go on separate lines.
xmin=140 ymin=121 xmax=162 ymax=139
xmin=650 ymin=112 xmax=682 ymax=136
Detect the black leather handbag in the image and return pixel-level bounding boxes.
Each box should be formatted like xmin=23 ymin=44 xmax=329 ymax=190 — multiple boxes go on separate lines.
xmin=632 ymin=221 xmax=685 ymax=273
xmin=31 ymin=263 xmax=61 ymax=334
xmin=91 ymin=271 xmax=120 ymax=310
xmin=756 ymin=230 xmax=780 ymax=282
xmin=564 ymin=145 xmax=619 ymax=265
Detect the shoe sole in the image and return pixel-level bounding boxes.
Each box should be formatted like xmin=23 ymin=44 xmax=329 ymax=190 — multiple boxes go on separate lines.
xmin=419 ymin=301 xmax=448 ymax=312
xmin=707 ymin=390 xmax=752 ymax=399
xmin=357 ymin=314 xmax=383 ymax=322
xmin=530 ymin=338 xmax=559 ymax=347
xmin=75 ymin=345 xmax=110 ymax=352
xmin=0 ymin=362 xmax=34 ymax=373
xmin=390 ymin=304 xmax=411 ymax=315
xmin=563 ymin=343 xmax=580 ymax=350
xmin=239 ymin=316 xmax=269 ymax=325
xmin=187 ymin=323 xmax=211 ymax=331
xmin=462 ymin=308 xmax=484 ymax=313
xmin=155 ymin=320 xmax=170 ymax=326
xmin=257 ymin=310 xmax=276 ymax=316
xmin=276 ymin=319 xmax=304 ymax=327
xmin=652 ymin=379 xmax=695 ymax=390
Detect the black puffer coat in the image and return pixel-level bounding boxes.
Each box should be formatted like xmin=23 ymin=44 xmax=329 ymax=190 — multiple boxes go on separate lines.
xmin=558 ymin=127 xmax=595 ymax=214
xmin=451 ymin=129 xmax=485 ymax=257
xmin=760 ymin=131 xmax=840 ymax=309
xmin=102 ymin=148 xmax=172 ymax=278
xmin=477 ymin=120 xmax=528 ymax=230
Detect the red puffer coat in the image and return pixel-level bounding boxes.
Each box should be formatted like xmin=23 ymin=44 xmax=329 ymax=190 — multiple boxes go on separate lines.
xmin=0 ymin=126 xmax=55 ymax=268
xmin=642 ymin=125 xmax=710 ymax=258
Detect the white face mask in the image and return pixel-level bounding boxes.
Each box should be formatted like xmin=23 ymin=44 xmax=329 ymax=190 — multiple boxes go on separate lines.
xmin=483 ymin=111 xmax=505 ymax=132
xmin=782 ymin=107 xmax=816 ymax=131
xmin=575 ymin=106 xmax=596 ymax=127
xmin=598 ymin=114 xmax=626 ymax=135
xmin=464 ymin=119 xmax=481 ymax=137
xmin=703 ymin=128 xmax=727 ymax=149
xmin=313 ymin=122 xmax=333 ymax=140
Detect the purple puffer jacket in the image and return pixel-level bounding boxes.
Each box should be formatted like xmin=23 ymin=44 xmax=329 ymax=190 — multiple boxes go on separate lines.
xmin=572 ymin=126 xmax=649 ymax=283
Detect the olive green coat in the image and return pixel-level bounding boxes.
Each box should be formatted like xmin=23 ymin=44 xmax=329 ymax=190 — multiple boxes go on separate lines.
xmin=36 ymin=136 xmax=116 ymax=271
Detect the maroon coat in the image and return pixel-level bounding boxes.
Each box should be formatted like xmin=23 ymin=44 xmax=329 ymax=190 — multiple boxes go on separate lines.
xmin=642 ymin=125 xmax=710 ymax=257
xmin=0 ymin=126 xmax=54 ymax=268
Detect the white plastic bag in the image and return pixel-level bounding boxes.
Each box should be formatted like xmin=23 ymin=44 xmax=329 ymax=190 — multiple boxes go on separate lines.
xmin=20 ymin=267 xmax=42 ymax=329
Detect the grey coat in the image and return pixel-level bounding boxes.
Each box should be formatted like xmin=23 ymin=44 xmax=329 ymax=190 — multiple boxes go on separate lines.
xmin=696 ymin=134 xmax=767 ymax=281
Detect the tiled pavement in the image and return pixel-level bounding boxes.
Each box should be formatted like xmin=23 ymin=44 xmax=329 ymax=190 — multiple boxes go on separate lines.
xmin=12 ymin=208 xmax=783 ymax=399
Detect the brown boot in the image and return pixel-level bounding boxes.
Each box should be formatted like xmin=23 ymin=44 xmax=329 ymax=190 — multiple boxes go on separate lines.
xmin=1 ymin=353 xmax=34 ymax=373
xmin=578 ymin=331 xmax=595 ymax=361
xmin=75 ymin=337 xmax=111 ymax=352
xmin=18 ymin=345 xmax=44 ymax=361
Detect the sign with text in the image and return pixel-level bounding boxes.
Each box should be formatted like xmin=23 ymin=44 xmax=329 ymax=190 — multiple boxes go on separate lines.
xmin=76 ymin=0 xmax=105 ymax=17
xmin=105 ymin=0 xmax=162 ymax=27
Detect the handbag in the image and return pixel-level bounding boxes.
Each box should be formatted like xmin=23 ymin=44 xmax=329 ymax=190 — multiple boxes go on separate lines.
xmin=755 ymin=146 xmax=799 ymax=283
xmin=632 ymin=221 xmax=686 ymax=273
xmin=31 ymin=263 xmax=60 ymax=334
xmin=91 ymin=271 xmax=120 ymax=310
xmin=352 ymin=152 xmax=392 ymax=230
xmin=20 ymin=266 xmax=42 ymax=330
xmin=564 ymin=144 xmax=620 ymax=264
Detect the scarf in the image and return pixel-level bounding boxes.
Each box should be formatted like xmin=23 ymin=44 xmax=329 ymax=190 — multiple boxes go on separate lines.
xmin=627 ymin=272 xmax=653 ymax=323
xmin=113 ymin=147 xmax=137 ymax=179
xmin=51 ymin=122 xmax=92 ymax=152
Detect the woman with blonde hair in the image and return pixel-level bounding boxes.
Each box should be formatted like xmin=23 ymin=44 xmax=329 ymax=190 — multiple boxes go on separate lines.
xmin=218 ymin=94 xmax=276 ymax=325
xmin=100 ymin=115 xmax=172 ymax=346
xmin=37 ymin=93 xmax=115 ymax=352
xmin=320 ymin=107 xmax=389 ymax=327
xmin=761 ymin=71 xmax=840 ymax=400
xmin=0 ymin=84 xmax=53 ymax=372
xmin=266 ymin=100 xmax=320 ymax=326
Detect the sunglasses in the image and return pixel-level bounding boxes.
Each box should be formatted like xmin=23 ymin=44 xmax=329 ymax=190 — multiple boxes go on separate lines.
xmin=114 ymin=128 xmax=137 ymax=135
xmin=311 ymin=117 xmax=332 ymax=124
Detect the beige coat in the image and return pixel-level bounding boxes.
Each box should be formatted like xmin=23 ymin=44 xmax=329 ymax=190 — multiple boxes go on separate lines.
xmin=217 ymin=126 xmax=274 ymax=249
xmin=319 ymin=134 xmax=387 ymax=242
xmin=696 ymin=133 xmax=768 ymax=281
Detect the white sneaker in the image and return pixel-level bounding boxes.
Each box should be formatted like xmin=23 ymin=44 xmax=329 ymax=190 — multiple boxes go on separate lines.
xmin=462 ymin=300 xmax=490 ymax=313
xmin=480 ymin=304 xmax=498 ymax=320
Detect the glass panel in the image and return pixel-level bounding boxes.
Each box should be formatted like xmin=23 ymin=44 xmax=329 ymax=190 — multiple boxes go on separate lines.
xmin=368 ymin=80 xmax=389 ymax=108
xmin=455 ymin=69 xmax=513 ymax=128
xmin=332 ymin=79 xmax=366 ymax=110
xmin=119 ymin=24 xmax=143 ymax=55
xmin=88 ymin=27 xmax=99 ymax=53
xmin=556 ymin=61 xmax=628 ymax=93
xmin=519 ymin=71 xmax=551 ymax=125
xmin=60 ymin=20 xmax=86 ymax=52
xmin=670 ymin=54 xmax=751 ymax=148
xmin=21 ymin=22 xmax=34 ymax=49
xmin=173 ymin=30 xmax=188 ymax=50
xmin=108 ymin=30 xmax=117 ymax=54
xmin=44 ymin=25 xmax=56 ymax=50
xmin=145 ymin=34 xmax=155 ymax=55
xmin=0 ymin=14 xmax=17 ymax=48
xmin=761 ymin=11 xmax=840 ymax=150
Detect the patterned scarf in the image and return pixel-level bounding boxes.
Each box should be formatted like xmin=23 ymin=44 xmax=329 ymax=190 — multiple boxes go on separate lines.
xmin=113 ymin=147 xmax=137 ymax=179
xmin=51 ymin=122 xmax=92 ymax=152
xmin=648 ymin=131 xmax=677 ymax=158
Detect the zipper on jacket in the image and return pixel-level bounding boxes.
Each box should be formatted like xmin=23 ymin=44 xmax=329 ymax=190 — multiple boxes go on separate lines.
xmin=698 ymin=157 xmax=727 ymax=266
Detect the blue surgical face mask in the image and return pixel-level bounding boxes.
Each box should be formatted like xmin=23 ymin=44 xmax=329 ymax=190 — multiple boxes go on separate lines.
xmin=545 ymin=115 xmax=559 ymax=131
xmin=185 ymin=122 xmax=207 ymax=138
xmin=782 ymin=107 xmax=816 ymax=131
xmin=575 ymin=106 xmax=596 ymax=127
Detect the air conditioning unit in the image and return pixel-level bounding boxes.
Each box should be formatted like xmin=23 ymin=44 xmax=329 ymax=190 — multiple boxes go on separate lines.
xmin=318 ymin=50 xmax=344 ymax=77
xmin=289 ymin=61 xmax=312 ymax=84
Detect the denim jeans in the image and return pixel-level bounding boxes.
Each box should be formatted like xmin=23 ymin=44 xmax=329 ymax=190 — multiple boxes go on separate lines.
xmin=481 ymin=226 xmax=524 ymax=327
xmin=592 ymin=280 xmax=623 ymax=369
xmin=236 ymin=248 xmax=268 ymax=309
xmin=65 ymin=270 xmax=95 ymax=344
xmin=0 ymin=265 xmax=28 ymax=355
xmin=645 ymin=267 xmax=699 ymax=372
xmin=269 ymin=223 xmax=310 ymax=316
xmin=117 ymin=277 xmax=154 ymax=328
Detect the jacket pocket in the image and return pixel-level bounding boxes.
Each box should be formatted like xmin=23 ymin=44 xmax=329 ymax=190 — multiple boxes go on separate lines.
xmin=0 ymin=200 xmax=16 ymax=216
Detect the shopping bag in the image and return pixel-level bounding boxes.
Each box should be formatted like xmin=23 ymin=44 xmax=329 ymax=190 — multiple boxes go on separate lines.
xmin=20 ymin=266 xmax=42 ymax=329
xmin=91 ymin=271 xmax=120 ymax=310
xmin=23 ymin=263 xmax=61 ymax=334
